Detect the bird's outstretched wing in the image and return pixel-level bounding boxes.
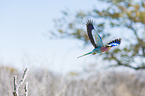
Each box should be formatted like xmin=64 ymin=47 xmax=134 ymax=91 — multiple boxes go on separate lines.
xmin=86 ymin=20 xmax=103 ymax=48
xmin=106 ymin=38 xmax=121 ymax=47
xmin=86 ymin=20 xmax=97 ymax=48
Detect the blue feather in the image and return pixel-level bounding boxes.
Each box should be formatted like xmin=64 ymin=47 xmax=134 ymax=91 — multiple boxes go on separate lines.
xmin=106 ymin=38 xmax=121 ymax=47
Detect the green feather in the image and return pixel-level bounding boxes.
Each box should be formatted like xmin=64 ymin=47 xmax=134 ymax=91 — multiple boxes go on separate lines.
xmin=77 ymin=52 xmax=93 ymax=58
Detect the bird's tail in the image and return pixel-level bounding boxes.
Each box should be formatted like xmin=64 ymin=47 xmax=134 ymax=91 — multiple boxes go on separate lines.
xmin=77 ymin=51 xmax=93 ymax=59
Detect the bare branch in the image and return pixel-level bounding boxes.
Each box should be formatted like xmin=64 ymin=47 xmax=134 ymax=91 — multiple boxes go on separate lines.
xmin=108 ymin=63 xmax=145 ymax=70
xmin=13 ymin=68 xmax=29 ymax=96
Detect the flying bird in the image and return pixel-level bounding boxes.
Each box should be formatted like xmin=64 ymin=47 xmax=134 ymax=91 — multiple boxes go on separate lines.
xmin=77 ymin=20 xmax=121 ymax=58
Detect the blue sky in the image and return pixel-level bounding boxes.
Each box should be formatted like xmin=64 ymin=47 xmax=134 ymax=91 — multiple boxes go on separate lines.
xmin=0 ymin=0 xmax=106 ymax=74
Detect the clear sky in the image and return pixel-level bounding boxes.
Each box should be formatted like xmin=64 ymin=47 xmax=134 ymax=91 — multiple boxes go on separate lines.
xmin=0 ymin=0 xmax=109 ymax=74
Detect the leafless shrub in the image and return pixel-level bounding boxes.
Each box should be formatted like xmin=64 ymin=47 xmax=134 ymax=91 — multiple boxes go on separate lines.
xmin=0 ymin=66 xmax=145 ymax=96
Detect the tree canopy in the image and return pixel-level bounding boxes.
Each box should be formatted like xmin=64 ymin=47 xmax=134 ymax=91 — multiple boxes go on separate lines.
xmin=52 ymin=0 xmax=145 ymax=70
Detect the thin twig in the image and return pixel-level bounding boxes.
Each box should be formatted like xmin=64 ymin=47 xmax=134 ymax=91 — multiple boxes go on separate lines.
xmin=13 ymin=76 xmax=17 ymax=96
xmin=24 ymin=82 xmax=28 ymax=96
xmin=18 ymin=68 xmax=28 ymax=86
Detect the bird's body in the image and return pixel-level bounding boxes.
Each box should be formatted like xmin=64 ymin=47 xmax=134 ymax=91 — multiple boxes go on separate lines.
xmin=77 ymin=20 xmax=121 ymax=58
xmin=100 ymin=46 xmax=111 ymax=52
xmin=77 ymin=46 xmax=111 ymax=58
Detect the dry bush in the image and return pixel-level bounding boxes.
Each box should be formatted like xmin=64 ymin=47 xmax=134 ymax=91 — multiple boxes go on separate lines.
xmin=0 ymin=66 xmax=145 ymax=96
